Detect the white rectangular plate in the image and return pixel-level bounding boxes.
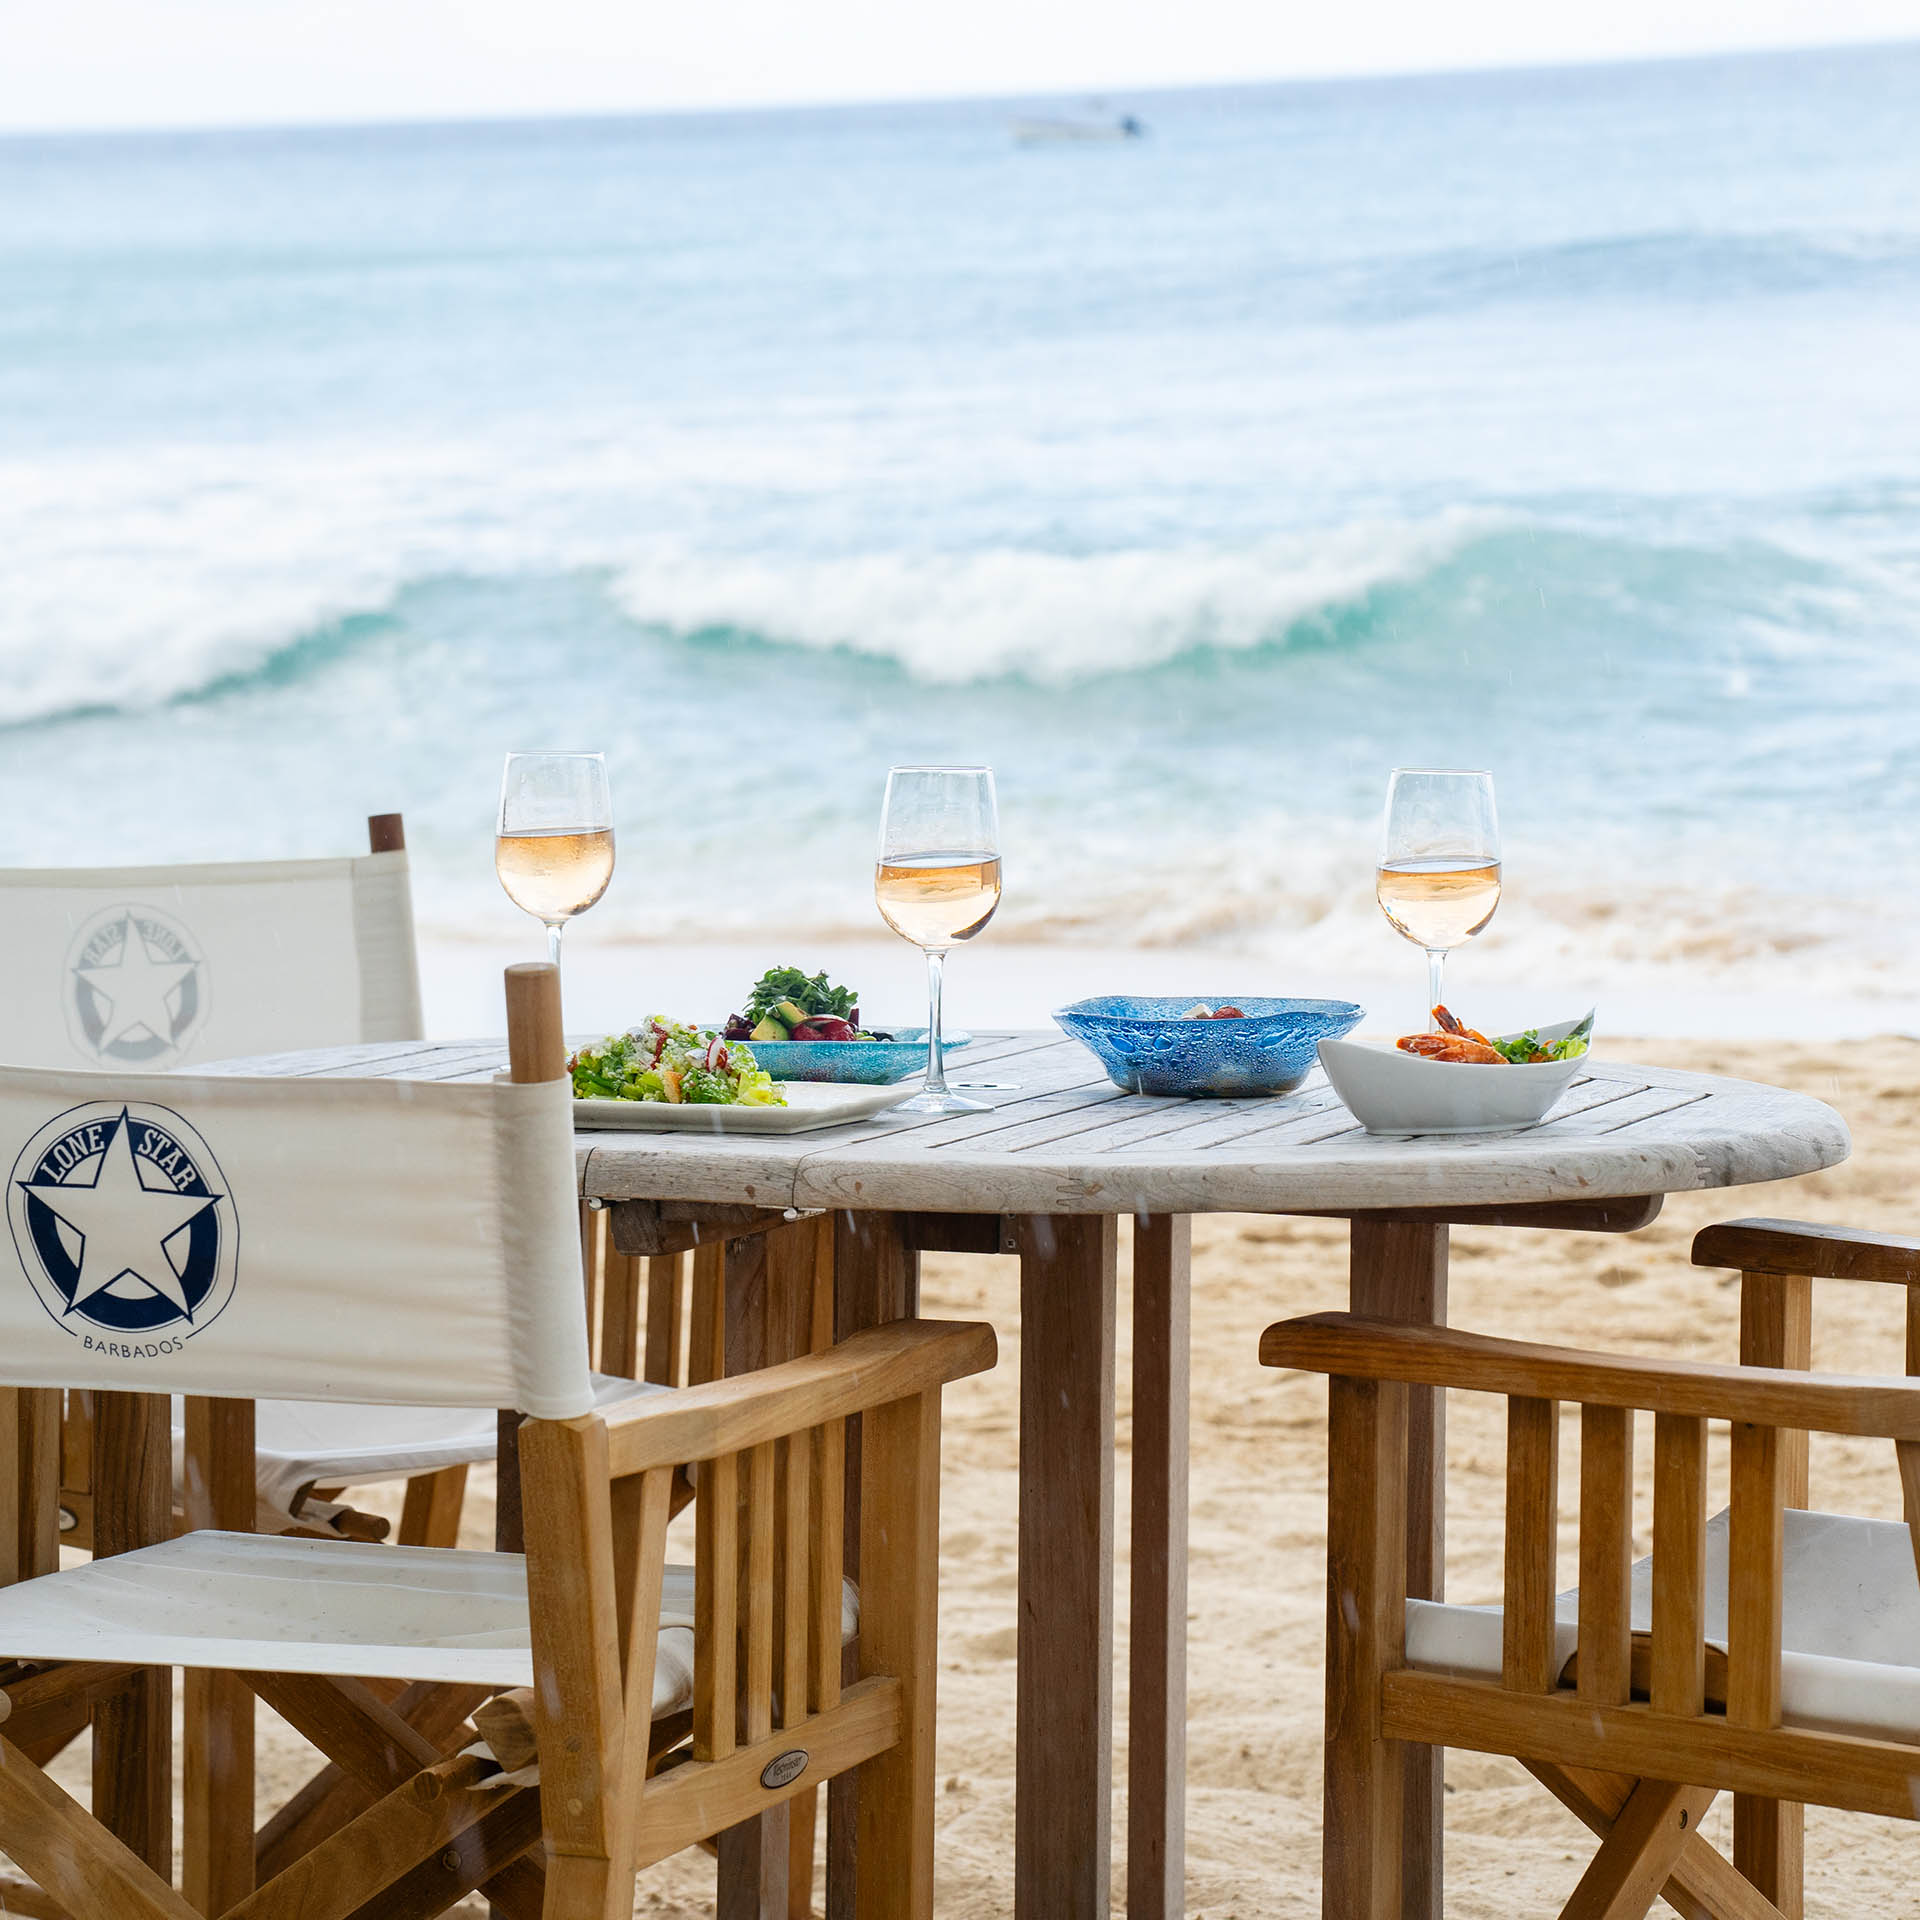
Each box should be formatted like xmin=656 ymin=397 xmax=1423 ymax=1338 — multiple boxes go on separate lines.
xmin=573 ymin=1080 xmax=916 ymax=1133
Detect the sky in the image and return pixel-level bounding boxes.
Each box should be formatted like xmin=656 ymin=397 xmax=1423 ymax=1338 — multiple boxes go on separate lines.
xmin=1 ymin=0 xmax=1918 ymax=131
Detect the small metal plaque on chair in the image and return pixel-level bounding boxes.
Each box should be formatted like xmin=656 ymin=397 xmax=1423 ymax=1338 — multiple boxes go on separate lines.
xmin=760 ymin=1749 xmax=809 ymax=1791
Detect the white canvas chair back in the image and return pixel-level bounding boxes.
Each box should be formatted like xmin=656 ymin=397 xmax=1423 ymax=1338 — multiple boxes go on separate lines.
xmin=0 ymin=1059 xmax=591 ymax=1418
xmin=0 ymin=847 xmax=422 ymax=1071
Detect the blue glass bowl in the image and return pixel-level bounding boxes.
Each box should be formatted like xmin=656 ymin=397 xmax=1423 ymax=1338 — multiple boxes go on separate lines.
xmin=728 ymin=1027 xmax=971 ymax=1085
xmin=1052 ymin=996 xmax=1365 ymax=1098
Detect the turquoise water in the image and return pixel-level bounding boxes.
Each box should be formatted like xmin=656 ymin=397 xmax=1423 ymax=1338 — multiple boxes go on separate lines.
xmin=3 ymin=45 xmax=1918 ymax=994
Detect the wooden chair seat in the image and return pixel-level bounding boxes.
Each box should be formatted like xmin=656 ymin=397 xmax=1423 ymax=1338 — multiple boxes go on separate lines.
xmin=1405 ymin=1503 xmax=1920 ymax=1745
xmin=0 ymin=1527 xmax=857 ymax=1723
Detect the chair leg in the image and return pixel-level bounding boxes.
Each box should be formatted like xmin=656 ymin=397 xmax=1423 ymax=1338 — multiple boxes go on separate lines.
xmin=719 ymin=1810 xmax=790 ymax=1920
xmin=1526 ymin=1763 xmax=1785 ymax=1920
xmin=787 ymin=1786 xmax=819 ymax=1919
xmin=1321 ymin=1375 xmax=1408 ymax=1920
xmin=853 ymin=1390 xmax=942 ymax=1920
xmin=184 ymin=1671 xmax=255 ymax=1914
xmin=545 ymin=1852 xmax=631 ymax=1920
xmin=1734 ymin=1272 xmax=1808 ymax=1920
xmin=183 ymin=1396 xmax=257 ymax=1914
xmin=92 ymin=1392 xmax=173 ymax=1876
xmin=1558 ymin=1777 xmax=1718 ymax=1920
xmin=254 ymin=1679 xmax=492 ymax=1879
xmin=398 ymin=1464 xmax=470 ymax=1547
xmin=0 ymin=1871 xmax=71 ymax=1918
xmin=233 ymin=1755 xmax=541 ymax=1919
xmin=0 ymin=1731 xmax=196 ymax=1920
xmin=1733 ymin=1799 xmax=1803 ymax=1920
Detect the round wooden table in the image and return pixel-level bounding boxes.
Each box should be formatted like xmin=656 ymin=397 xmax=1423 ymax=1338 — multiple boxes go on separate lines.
xmin=227 ymin=1030 xmax=1849 ymax=1920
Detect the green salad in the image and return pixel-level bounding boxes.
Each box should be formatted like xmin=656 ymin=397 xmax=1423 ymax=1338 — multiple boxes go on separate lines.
xmin=1488 ymin=1028 xmax=1591 ymax=1064
xmin=568 ymin=1020 xmax=787 ymax=1107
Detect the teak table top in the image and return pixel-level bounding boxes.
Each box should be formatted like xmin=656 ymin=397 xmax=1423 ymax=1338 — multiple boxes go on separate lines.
xmin=208 ymin=1029 xmax=1851 ymax=1216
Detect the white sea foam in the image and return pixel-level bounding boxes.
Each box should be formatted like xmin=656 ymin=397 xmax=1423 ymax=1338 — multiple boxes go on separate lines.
xmin=0 ymin=428 xmax=1492 ymax=717
xmin=608 ymin=516 xmax=1489 ymax=684
xmin=0 ymin=446 xmax=409 ymax=723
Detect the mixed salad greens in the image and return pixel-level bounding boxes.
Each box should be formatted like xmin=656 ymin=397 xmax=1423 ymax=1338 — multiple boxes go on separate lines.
xmin=723 ymin=966 xmax=889 ymax=1044
xmin=1488 ymin=1025 xmax=1592 ymax=1064
xmin=569 ymin=1020 xmax=787 ymax=1106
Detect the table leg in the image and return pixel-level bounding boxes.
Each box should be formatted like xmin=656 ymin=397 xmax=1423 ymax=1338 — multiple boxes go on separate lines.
xmin=827 ymin=1211 xmax=919 ymax=1920
xmin=1015 ymin=1213 xmax=1118 ymax=1920
xmin=1349 ymin=1219 xmax=1447 ymax=1920
xmin=1129 ymin=1214 xmax=1189 ymax=1920
xmin=92 ymin=1391 xmax=173 ymax=1877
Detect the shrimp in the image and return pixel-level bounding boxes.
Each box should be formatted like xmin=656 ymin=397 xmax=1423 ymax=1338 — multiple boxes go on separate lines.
xmin=1397 ymin=1032 xmax=1506 ymax=1064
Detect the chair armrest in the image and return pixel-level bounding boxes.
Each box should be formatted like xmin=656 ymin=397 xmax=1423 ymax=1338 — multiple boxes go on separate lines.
xmin=601 ymin=1319 xmax=997 ymax=1476
xmin=1693 ymin=1218 xmax=1920 ymax=1285
xmin=1259 ymin=1311 xmax=1920 ymax=1440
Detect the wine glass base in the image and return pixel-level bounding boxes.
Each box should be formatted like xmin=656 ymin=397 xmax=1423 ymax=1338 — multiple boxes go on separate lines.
xmin=895 ymin=1086 xmax=993 ymax=1115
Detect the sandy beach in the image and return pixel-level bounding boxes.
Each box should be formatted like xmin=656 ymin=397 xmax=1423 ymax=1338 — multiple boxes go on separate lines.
xmin=49 ymin=1030 xmax=1893 ymax=1917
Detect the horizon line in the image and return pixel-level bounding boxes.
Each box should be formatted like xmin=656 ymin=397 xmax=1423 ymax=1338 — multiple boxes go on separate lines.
xmin=2 ymin=29 xmax=1915 ymax=143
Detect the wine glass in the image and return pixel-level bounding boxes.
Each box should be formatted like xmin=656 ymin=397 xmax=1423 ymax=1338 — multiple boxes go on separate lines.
xmin=875 ymin=766 xmax=1001 ymax=1115
xmin=496 ymin=751 xmax=615 ymax=975
xmin=1375 ymin=768 xmax=1501 ymax=1028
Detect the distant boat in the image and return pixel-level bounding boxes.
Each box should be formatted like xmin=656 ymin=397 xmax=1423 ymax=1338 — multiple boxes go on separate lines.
xmin=1012 ymin=108 xmax=1147 ymax=146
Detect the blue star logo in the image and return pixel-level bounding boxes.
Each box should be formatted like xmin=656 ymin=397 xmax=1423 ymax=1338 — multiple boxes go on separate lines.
xmin=8 ymin=1103 xmax=237 ymax=1346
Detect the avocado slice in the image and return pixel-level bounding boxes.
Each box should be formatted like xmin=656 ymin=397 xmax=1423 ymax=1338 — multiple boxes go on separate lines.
xmin=750 ymin=1014 xmax=788 ymax=1043
xmin=774 ymin=999 xmax=810 ymax=1029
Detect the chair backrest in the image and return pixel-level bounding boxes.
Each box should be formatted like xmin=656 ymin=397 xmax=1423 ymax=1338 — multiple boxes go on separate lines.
xmin=515 ymin=1314 xmax=999 ymax=1896
xmin=0 ymin=813 xmax=422 ymax=1071
xmin=0 ymin=964 xmax=590 ymax=1418
xmin=1264 ymin=1312 xmax=1920 ymax=1821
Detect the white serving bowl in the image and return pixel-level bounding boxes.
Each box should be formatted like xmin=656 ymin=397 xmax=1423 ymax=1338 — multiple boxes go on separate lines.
xmin=1318 ymin=1013 xmax=1594 ymax=1136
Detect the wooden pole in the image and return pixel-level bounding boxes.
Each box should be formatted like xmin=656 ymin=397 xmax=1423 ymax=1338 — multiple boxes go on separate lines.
xmin=497 ymin=961 xmax=566 ymax=1570
xmin=505 ymin=963 xmax=566 ymax=1085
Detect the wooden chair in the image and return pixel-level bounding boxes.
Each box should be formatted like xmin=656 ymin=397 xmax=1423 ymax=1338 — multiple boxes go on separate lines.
xmin=21 ymin=812 xmax=478 ymax=1550
xmin=0 ymin=963 xmax=993 ymax=1919
xmin=1262 ymin=1303 xmax=1920 ymax=1920
xmin=1691 ymin=1216 xmax=1920 ymax=1917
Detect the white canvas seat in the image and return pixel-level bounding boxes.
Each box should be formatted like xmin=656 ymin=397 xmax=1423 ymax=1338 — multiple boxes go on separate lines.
xmin=173 ymin=1375 xmax=670 ymax=1531
xmin=1407 ymin=1505 xmax=1920 ymax=1744
xmin=0 ymin=1530 xmax=858 ymax=1719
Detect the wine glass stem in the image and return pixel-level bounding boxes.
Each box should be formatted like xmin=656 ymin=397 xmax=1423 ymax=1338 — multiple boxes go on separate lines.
xmin=923 ymin=947 xmax=951 ymax=1095
xmin=546 ymin=920 xmax=565 ymax=971
xmin=1426 ymin=948 xmax=1446 ymax=1026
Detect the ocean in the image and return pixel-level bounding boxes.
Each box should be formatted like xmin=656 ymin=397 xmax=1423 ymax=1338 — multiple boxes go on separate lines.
xmin=4 ymin=44 xmax=1919 ymax=1023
